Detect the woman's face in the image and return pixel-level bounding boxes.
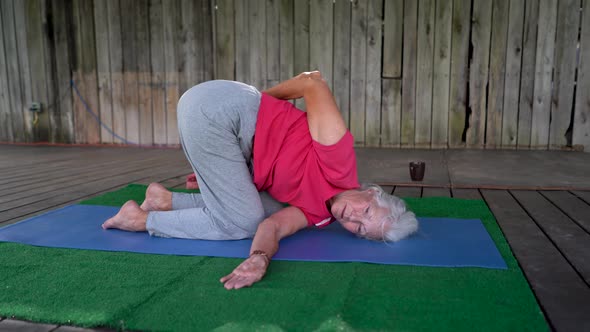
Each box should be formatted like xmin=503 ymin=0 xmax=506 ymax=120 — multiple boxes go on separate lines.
xmin=330 ymin=189 xmax=390 ymax=239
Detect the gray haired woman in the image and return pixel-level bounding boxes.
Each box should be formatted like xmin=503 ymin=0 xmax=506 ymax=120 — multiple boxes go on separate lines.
xmin=102 ymin=71 xmax=418 ymax=289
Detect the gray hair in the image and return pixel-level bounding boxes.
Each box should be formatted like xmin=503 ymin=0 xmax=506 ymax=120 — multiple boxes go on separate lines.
xmin=361 ymin=184 xmax=419 ymax=242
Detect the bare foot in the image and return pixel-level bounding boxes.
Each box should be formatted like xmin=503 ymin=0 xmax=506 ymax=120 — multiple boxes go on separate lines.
xmin=140 ymin=183 xmax=172 ymax=211
xmin=102 ymin=200 xmax=148 ymax=231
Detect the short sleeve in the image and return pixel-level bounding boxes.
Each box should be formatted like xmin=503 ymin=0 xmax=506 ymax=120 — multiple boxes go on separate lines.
xmin=311 ymin=131 xmax=359 ymax=187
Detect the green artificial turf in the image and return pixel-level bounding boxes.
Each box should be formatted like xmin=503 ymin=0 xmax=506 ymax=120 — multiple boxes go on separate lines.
xmin=0 ymin=184 xmax=547 ymax=331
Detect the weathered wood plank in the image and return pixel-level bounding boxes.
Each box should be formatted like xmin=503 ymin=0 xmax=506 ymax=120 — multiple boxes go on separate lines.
xmin=215 ymin=0 xmax=235 ymax=80
xmin=266 ymin=0 xmax=280 ymax=87
xmin=3 ymin=161 xmax=191 ymax=225
xmin=234 ymin=0 xmax=250 ymax=83
xmin=393 ymin=186 xmax=421 ymax=198
xmin=414 ymin=0 xmax=435 ymax=148
xmin=73 ymin=0 xmax=100 ymax=144
xmin=279 ymin=0 xmax=294 ymax=83
xmin=163 ymin=0 xmax=181 ymax=145
xmin=467 ymin=0 xmax=492 ymax=148
xmin=13 ymin=0 xmax=34 ymax=142
xmin=451 ymin=188 xmax=482 ymax=200
xmin=482 ymin=189 xmax=590 ymax=332
xmin=517 ymin=0 xmax=539 ymax=149
xmin=382 ymin=0 xmax=403 ymax=78
xmin=293 ymin=0 xmax=309 ymax=109
xmin=150 ymin=0 xmax=167 ymax=145
xmin=531 ymin=0 xmax=558 ymax=149
xmin=50 ymin=0 xmax=75 ymax=143
xmin=501 ymin=0 xmax=524 ymax=148
xmin=136 ymin=0 xmax=153 ymax=145
xmin=25 ymin=0 xmax=50 ymax=142
xmin=0 ymin=319 xmax=56 ymax=332
xmin=485 ymin=0 xmax=509 ymax=149
xmin=94 ymin=0 xmax=113 ymax=144
xmin=333 ymin=0 xmax=351 ymax=125
xmin=448 ymin=0 xmax=471 ymax=148
xmin=121 ymin=0 xmax=139 ymax=144
xmin=541 ymin=190 xmax=590 ymax=234
xmin=550 ymin=0 xmax=579 ymax=149
xmin=0 ymin=3 xmax=13 ymax=142
xmin=573 ymin=0 xmax=590 ymax=151
xmin=248 ymin=0 xmax=266 ymax=89
xmin=309 ymin=0 xmax=333 ymax=88
xmin=40 ymin=0 xmax=60 ymax=143
xmin=198 ymin=0 xmax=214 ymax=83
xmin=0 ymin=0 xmax=25 ymax=142
xmin=422 ymin=187 xmax=450 ymax=197
xmin=381 ymin=79 xmax=402 ymax=147
xmin=365 ymin=0 xmax=383 ymax=147
xmin=400 ymin=0 xmax=417 ymax=148
xmin=511 ymin=190 xmax=590 ymax=284
xmin=350 ymin=0 xmax=367 ymax=145
xmin=180 ymin=0 xmax=198 ymax=91
xmin=572 ymin=190 xmax=590 ymax=205
xmin=107 ymin=0 xmax=126 ymax=144
xmin=431 ymin=0 xmax=452 ymax=148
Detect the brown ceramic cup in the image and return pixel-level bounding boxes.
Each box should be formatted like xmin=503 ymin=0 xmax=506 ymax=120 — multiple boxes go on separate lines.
xmin=409 ymin=161 xmax=426 ymax=181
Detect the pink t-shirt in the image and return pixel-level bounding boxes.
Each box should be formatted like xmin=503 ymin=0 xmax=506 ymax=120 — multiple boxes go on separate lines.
xmin=253 ymin=93 xmax=360 ymax=227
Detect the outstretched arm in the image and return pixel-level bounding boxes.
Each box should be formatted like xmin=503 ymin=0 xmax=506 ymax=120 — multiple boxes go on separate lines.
xmin=220 ymin=206 xmax=308 ymax=290
xmin=263 ymin=71 xmax=347 ymax=145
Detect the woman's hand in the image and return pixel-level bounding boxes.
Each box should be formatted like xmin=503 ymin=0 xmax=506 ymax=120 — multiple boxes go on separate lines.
xmin=220 ymin=254 xmax=269 ymax=290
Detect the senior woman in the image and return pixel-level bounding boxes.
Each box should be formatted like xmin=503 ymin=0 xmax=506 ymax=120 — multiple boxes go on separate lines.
xmin=102 ymin=71 xmax=418 ymax=289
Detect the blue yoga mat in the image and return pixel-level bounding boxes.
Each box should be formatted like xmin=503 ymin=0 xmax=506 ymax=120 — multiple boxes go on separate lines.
xmin=0 ymin=204 xmax=507 ymax=269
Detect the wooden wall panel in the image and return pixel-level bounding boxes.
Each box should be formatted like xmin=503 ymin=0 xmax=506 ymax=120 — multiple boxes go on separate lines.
xmin=50 ymin=0 xmax=75 ymax=143
xmin=0 ymin=2 xmax=11 ymax=142
xmin=531 ymin=0 xmax=558 ymax=149
xmin=401 ymin=0 xmax=417 ymax=148
xmin=415 ymin=0 xmax=435 ymax=148
xmin=574 ymin=0 xmax=590 ymax=150
xmin=333 ymin=0 xmax=350 ymax=124
xmin=485 ymin=0 xmax=509 ymax=148
xmin=0 ymin=0 xmax=587 ymax=152
xmin=1 ymin=0 xmax=26 ymax=142
xmin=550 ymin=0 xmax=580 ymax=149
xmin=150 ymin=0 xmax=167 ymax=145
xmin=215 ymin=0 xmax=235 ymax=81
xmin=502 ymin=0 xmax=525 ymax=149
xmin=467 ymin=0 xmax=492 ymax=148
xmin=94 ymin=0 xmax=113 ymax=144
xmin=517 ymin=0 xmax=539 ymax=149
xmin=448 ymin=0 xmax=471 ymax=148
xmin=431 ymin=0 xmax=452 ymax=148
xmin=365 ymin=0 xmax=383 ymax=147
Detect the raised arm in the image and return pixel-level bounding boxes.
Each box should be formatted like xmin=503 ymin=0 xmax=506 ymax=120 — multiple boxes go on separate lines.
xmin=264 ymin=71 xmax=347 ymax=145
xmin=220 ymin=206 xmax=308 ymax=290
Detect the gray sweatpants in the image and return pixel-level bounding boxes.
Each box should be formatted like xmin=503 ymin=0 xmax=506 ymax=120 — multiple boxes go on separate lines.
xmin=146 ymin=80 xmax=284 ymax=240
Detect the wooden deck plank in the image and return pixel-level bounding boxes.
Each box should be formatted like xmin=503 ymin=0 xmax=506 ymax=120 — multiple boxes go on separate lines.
xmin=0 ymin=156 xmax=175 ymax=205
xmin=451 ymin=188 xmax=482 ymax=200
xmin=481 ymin=189 xmax=590 ymax=332
xmin=1 ymin=162 xmax=192 ymax=225
xmin=422 ymin=187 xmax=451 ymax=197
xmin=511 ymin=190 xmax=590 ymax=284
xmin=541 ymin=191 xmax=590 ymax=234
xmin=572 ymin=191 xmax=590 ymax=205
xmin=53 ymin=325 xmax=115 ymax=332
xmin=0 ymin=154 xmax=186 ymax=210
xmin=393 ymin=186 xmax=421 ymax=198
xmin=0 ymin=319 xmax=56 ymax=332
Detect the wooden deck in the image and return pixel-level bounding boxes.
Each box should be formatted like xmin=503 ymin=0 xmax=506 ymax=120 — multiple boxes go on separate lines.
xmin=1 ymin=145 xmax=590 ymax=331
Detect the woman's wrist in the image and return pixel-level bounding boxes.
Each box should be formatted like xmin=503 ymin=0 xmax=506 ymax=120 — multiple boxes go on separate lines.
xmin=249 ymin=251 xmax=270 ymax=268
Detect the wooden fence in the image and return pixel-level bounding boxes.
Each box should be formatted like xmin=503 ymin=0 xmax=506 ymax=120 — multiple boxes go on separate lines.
xmin=0 ymin=0 xmax=589 ymax=151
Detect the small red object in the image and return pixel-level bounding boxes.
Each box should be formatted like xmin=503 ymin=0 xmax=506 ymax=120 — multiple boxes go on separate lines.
xmin=186 ymin=173 xmax=199 ymax=190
